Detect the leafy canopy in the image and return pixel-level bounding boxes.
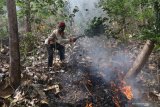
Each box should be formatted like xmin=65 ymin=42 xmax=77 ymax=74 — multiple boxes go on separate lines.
xmin=100 ymin=0 xmax=160 ymax=42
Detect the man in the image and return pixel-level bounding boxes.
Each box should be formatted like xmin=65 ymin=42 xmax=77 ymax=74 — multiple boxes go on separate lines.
xmin=45 ymin=22 xmax=76 ymax=68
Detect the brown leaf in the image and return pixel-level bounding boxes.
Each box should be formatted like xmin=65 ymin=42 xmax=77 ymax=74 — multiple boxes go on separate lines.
xmin=148 ymin=64 xmax=156 ymax=71
xmin=44 ymin=84 xmax=61 ymax=94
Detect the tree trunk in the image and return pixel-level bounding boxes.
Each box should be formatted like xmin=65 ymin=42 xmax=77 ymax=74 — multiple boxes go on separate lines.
xmin=125 ymin=40 xmax=155 ymax=79
xmin=125 ymin=2 xmax=160 ymax=80
xmin=7 ymin=0 xmax=21 ymax=88
xmin=25 ymin=0 xmax=31 ymax=32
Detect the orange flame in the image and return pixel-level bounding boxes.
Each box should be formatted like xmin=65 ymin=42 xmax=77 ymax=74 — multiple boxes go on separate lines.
xmin=121 ymin=86 xmax=133 ymax=100
xmin=85 ymin=102 xmax=93 ymax=107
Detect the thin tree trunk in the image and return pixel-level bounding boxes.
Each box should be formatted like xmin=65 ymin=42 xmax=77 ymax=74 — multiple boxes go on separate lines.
xmin=7 ymin=0 xmax=21 ymax=88
xmin=125 ymin=40 xmax=155 ymax=79
xmin=25 ymin=0 xmax=31 ymax=32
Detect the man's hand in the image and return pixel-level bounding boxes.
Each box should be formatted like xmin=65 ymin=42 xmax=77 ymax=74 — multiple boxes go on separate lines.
xmin=69 ymin=35 xmax=85 ymax=43
xmin=48 ymin=39 xmax=52 ymax=44
xmin=48 ymin=38 xmax=55 ymax=44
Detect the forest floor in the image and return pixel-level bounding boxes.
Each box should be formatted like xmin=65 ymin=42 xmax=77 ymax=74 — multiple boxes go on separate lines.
xmin=0 ymin=36 xmax=160 ymax=107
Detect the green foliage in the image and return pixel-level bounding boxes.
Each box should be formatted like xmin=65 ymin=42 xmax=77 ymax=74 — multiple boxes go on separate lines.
xmin=20 ymin=32 xmax=37 ymax=58
xmin=100 ymin=0 xmax=157 ymax=20
xmin=138 ymin=29 xmax=160 ymax=41
xmin=85 ymin=17 xmax=106 ymax=37
xmin=0 ymin=0 xmax=6 ymax=14
xmin=100 ymin=0 xmax=160 ymax=42
xmin=16 ymin=0 xmax=66 ymax=20
xmin=139 ymin=1 xmax=160 ymax=41
xmin=0 ymin=0 xmax=7 ymax=39
xmin=73 ymin=6 xmax=79 ymax=13
xmin=0 ymin=17 xmax=8 ymax=39
xmin=16 ymin=0 xmax=68 ymax=57
xmin=100 ymin=0 xmax=136 ymax=19
xmin=154 ymin=44 xmax=160 ymax=51
xmin=0 ymin=27 xmax=7 ymax=38
xmin=100 ymin=0 xmax=139 ymax=41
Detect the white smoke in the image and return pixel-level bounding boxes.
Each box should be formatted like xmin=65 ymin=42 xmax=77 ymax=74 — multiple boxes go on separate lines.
xmin=66 ymin=0 xmax=105 ymax=34
xmin=65 ymin=1 xmax=155 ymax=106
xmin=78 ymin=36 xmax=133 ymax=81
xmin=66 ymin=0 xmax=132 ymax=80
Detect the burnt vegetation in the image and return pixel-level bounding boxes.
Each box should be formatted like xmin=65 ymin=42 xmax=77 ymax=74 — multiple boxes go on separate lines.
xmin=0 ymin=0 xmax=160 ymax=107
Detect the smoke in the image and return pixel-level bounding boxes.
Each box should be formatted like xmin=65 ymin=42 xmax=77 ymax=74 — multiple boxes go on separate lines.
xmin=66 ymin=0 xmax=134 ymax=89
xmin=64 ymin=1 xmax=156 ymax=106
xmin=66 ymin=0 xmax=106 ymax=34
xmin=78 ymin=36 xmax=133 ymax=81
xmin=66 ymin=0 xmax=133 ymax=81
xmin=78 ymin=36 xmax=153 ymax=107
xmin=81 ymin=38 xmax=154 ymax=107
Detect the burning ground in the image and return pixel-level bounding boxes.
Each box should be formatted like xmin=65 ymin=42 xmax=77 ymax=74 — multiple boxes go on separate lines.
xmin=0 ymin=36 xmax=160 ymax=107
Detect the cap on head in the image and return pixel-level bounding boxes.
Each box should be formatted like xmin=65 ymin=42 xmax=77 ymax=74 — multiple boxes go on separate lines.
xmin=58 ymin=22 xmax=65 ymax=28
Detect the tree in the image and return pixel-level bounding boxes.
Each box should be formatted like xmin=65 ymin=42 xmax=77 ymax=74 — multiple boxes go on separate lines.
xmin=85 ymin=17 xmax=106 ymax=37
xmin=16 ymin=0 xmax=67 ymax=59
xmin=125 ymin=40 xmax=155 ymax=79
xmin=100 ymin=0 xmax=137 ymax=40
xmin=25 ymin=0 xmax=31 ymax=32
xmin=7 ymin=0 xmax=21 ymax=88
xmin=16 ymin=0 xmax=66 ymax=33
xmin=100 ymin=0 xmax=160 ymax=79
xmin=125 ymin=1 xmax=160 ymax=79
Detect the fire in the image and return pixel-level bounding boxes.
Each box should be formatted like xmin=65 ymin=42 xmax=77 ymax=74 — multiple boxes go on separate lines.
xmin=121 ymin=85 xmax=133 ymax=100
xmin=118 ymin=80 xmax=133 ymax=100
xmin=110 ymin=72 xmax=133 ymax=107
xmin=85 ymin=102 xmax=93 ymax=107
xmin=110 ymin=79 xmax=133 ymax=106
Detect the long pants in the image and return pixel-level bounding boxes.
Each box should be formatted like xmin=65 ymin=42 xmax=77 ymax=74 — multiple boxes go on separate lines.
xmin=47 ymin=43 xmax=65 ymax=67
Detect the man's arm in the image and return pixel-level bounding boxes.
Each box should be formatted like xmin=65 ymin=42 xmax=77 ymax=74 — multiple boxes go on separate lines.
xmin=59 ymin=36 xmax=81 ymax=44
xmin=48 ymin=30 xmax=57 ymax=44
